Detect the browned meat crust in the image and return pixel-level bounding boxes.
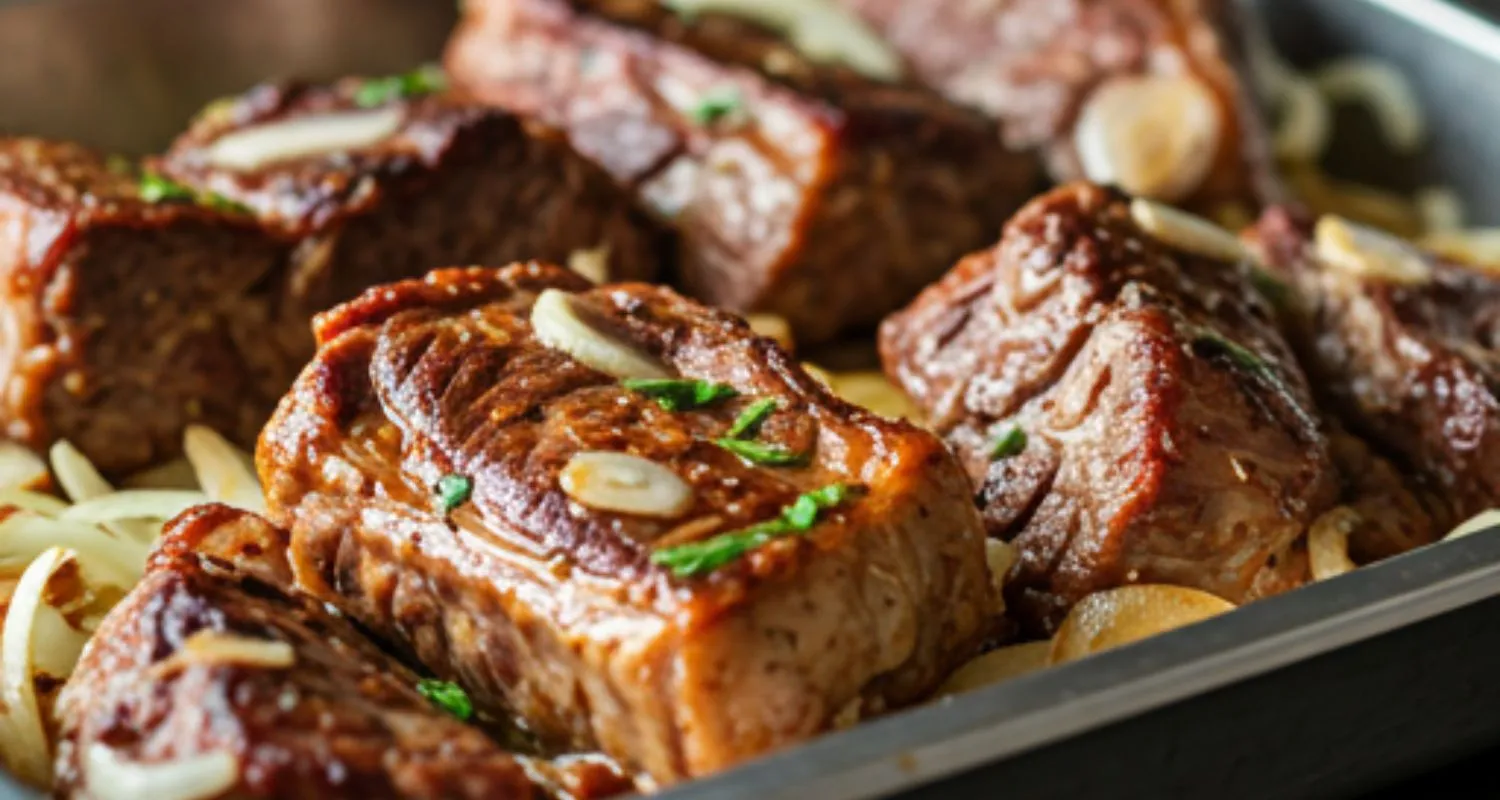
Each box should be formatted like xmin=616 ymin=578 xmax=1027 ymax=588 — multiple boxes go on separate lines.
xmin=156 ymin=78 xmax=665 ymax=330
xmin=1251 ymin=207 xmax=1500 ymax=536
xmin=54 ymin=504 xmax=634 ymax=799
xmin=258 ymin=263 xmax=992 ymax=782
xmin=836 ymin=0 xmax=1282 ymax=215
xmin=443 ymin=0 xmax=1038 ymax=343
xmin=881 ymin=184 xmax=1337 ymax=634
xmin=0 ymin=139 xmax=291 ymax=474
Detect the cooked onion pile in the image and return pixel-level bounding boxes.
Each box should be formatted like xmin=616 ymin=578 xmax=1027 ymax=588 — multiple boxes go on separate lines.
xmin=0 ymin=427 xmax=262 ymax=789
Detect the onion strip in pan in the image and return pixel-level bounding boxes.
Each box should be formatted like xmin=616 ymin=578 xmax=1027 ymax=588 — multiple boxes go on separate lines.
xmin=0 ymin=428 xmax=264 ymax=789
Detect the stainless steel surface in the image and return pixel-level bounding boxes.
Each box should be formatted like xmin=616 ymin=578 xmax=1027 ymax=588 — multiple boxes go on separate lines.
xmin=1 ymin=0 xmax=1498 ymax=798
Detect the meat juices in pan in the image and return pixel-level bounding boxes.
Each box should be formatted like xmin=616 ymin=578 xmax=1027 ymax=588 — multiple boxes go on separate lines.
xmin=54 ymin=504 xmax=636 ymax=800
xmin=257 ymin=263 xmax=993 ymax=783
xmin=880 ymin=183 xmax=1338 ymax=635
xmin=836 ymin=0 xmax=1282 ymax=216
xmin=0 ymin=139 xmax=292 ymax=475
xmin=444 ymin=0 xmax=1039 ymax=344
xmin=155 ymin=75 xmax=665 ymax=339
xmin=1251 ymin=208 xmax=1500 ymax=550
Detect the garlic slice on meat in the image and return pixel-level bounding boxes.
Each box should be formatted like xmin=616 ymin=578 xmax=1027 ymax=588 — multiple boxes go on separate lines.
xmin=1444 ymin=509 xmax=1500 ymax=541
xmin=0 ymin=442 xmax=47 ymax=492
xmin=1075 ymin=74 xmax=1224 ymax=203
xmin=202 ymin=106 xmax=405 ymax=172
xmin=530 ymin=289 xmax=670 ymax=379
xmin=1314 ymin=215 xmax=1433 ymax=285
xmin=1130 ymin=198 xmax=1251 ymax=263
xmin=560 ymin=451 xmax=693 ymax=519
xmin=85 ymin=745 xmax=238 ymax=800
xmin=567 ymin=244 xmax=612 ymax=285
xmin=665 ymin=0 xmax=901 ymax=81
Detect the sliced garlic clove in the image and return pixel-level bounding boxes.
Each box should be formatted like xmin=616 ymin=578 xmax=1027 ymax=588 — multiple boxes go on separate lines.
xmin=666 ymin=0 xmax=901 ymax=81
xmin=1444 ymin=509 xmax=1500 ymax=541
xmin=530 ymin=289 xmax=670 ymax=380
xmin=1075 ymin=74 xmax=1224 ymax=203
xmin=1130 ymin=198 xmax=1251 ymax=263
xmin=1314 ymin=215 xmax=1433 ymax=285
xmin=85 ymin=745 xmax=239 ymax=800
xmin=202 ymin=106 xmax=406 ymax=172
xmin=935 ymin=641 xmax=1051 ymax=697
xmin=745 ymin=313 xmax=794 ymax=352
xmin=559 ymin=451 xmax=694 ymax=519
xmin=1308 ymin=506 xmax=1359 ymax=581
xmin=567 ymin=244 xmax=613 ymax=285
xmin=0 ymin=441 xmax=48 ymax=492
xmin=1049 ymin=584 xmax=1234 ymax=665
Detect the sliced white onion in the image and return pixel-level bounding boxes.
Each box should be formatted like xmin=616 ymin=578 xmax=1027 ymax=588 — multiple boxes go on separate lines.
xmin=984 ymin=539 xmax=1017 ymax=608
xmin=1444 ymin=509 xmax=1500 ymax=541
xmin=1308 ymin=506 xmax=1359 ymax=581
xmin=1273 ymin=76 xmax=1332 ymax=162
xmin=48 ymin=440 xmax=114 ymax=503
xmin=85 ymin=745 xmax=239 ymax=800
xmin=567 ymin=244 xmax=612 ymax=285
xmin=1423 ymin=229 xmax=1500 ymax=270
xmin=160 ymin=630 xmax=295 ymax=671
xmin=667 ymin=0 xmax=901 ymax=81
xmin=1130 ymin=199 xmax=1252 ymax=263
xmin=530 ymin=289 xmax=670 ymax=379
xmin=0 ymin=548 xmax=69 ymax=787
xmin=122 ymin=458 xmax=200 ymax=490
xmin=51 ymin=440 xmax=157 ymax=540
xmin=0 ymin=513 xmax=149 ymax=589
xmin=559 ymin=451 xmax=694 ymax=519
xmin=59 ymin=490 xmax=208 ymax=525
xmin=0 ymin=488 xmax=68 ymax=517
xmin=1314 ymin=58 xmax=1426 ymax=153
xmin=1315 ymin=215 xmax=1432 ymax=285
xmin=1416 ymin=186 xmax=1465 ymax=234
xmin=0 ymin=442 xmax=47 ymax=492
xmin=183 ymin=426 xmax=265 ymax=514
xmin=1075 ymin=74 xmax=1223 ymax=203
xmin=202 ymin=106 xmax=405 ymax=172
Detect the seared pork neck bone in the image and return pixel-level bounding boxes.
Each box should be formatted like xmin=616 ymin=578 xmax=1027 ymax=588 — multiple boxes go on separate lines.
xmin=445 ymin=0 xmax=1038 ymax=343
xmin=258 ymin=263 xmax=993 ymax=783
xmin=1251 ymin=208 xmax=1500 ymax=550
xmin=881 ymin=184 xmax=1338 ymax=634
xmin=56 ymin=504 xmax=635 ymax=799
xmin=837 ymin=0 xmax=1283 ymax=216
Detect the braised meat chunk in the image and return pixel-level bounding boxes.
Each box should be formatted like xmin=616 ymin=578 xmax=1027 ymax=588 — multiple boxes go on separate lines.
xmin=880 ymin=183 xmax=1337 ymax=634
xmin=1252 ymin=208 xmax=1500 ymax=536
xmin=0 ymin=139 xmax=291 ymax=474
xmin=444 ymin=0 xmax=1037 ymax=343
xmin=55 ymin=504 xmax=633 ymax=799
xmin=258 ymin=263 xmax=993 ymax=783
xmin=836 ymin=0 xmax=1281 ymax=216
xmin=156 ymin=74 xmax=664 ymax=330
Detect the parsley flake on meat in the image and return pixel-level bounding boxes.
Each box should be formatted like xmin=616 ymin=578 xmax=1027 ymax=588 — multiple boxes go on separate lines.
xmin=623 ymin=378 xmax=738 ymax=411
xmin=725 ymin=398 xmax=778 ymax=440
xmin=689 ymin=86 xmax=743 ymax=126
xmin=436 ymin=473 xmax=473 ymax=514
xmin=650 ymin=484 xmax=854 ymax=577
xmin=989 ymin=423 xmax=1027 ymax=460
xmin=416 ymin=678 xmax=474 ymax=721
xmin=137 ymin=172 xmax=197 ymax=203
xmin=715 ymin=437 xmax=809 ymax=466
xmin=354 ymin=64 xmax=448 ymax=108
xmin=138 ymin=172 xmax=250 ymax=214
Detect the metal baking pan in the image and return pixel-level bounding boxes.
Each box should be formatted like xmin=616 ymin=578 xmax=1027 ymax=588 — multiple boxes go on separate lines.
xmin=3 ymin=0 xmax=1500 ymax=798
